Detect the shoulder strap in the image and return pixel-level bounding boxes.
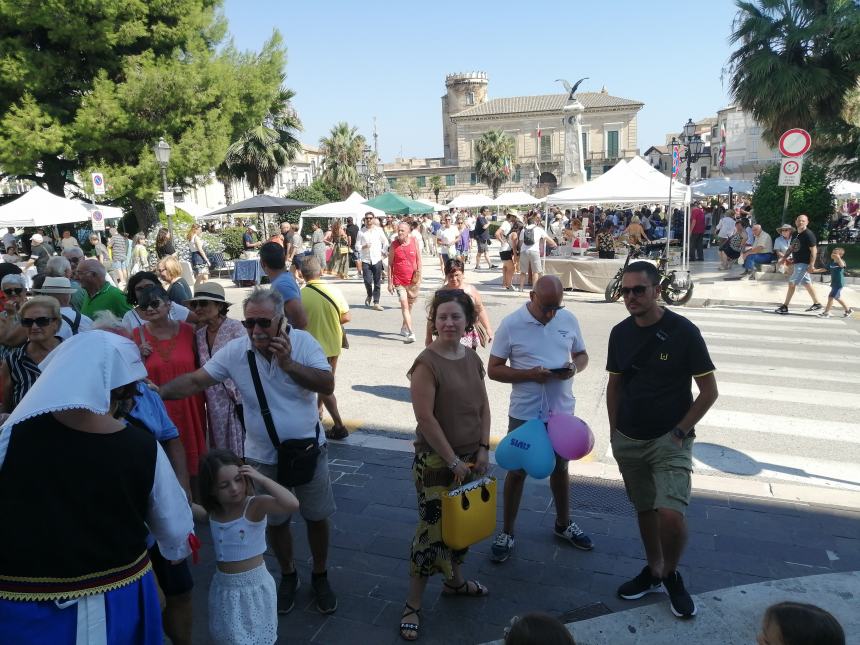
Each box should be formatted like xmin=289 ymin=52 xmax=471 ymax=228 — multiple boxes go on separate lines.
xmin=305 ymin=283 xmax=340 ymax=316
xmin=246 ymin=350 xmax=281 ymax=449
xmin=622 ymin=311 xmax=681 ymax=380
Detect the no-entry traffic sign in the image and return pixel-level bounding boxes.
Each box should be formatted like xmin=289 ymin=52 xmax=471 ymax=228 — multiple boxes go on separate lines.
xmin=778 ymin=157 xmax=804 ymax=187
xmin=778 ymin=129 xmax=812 ymax=157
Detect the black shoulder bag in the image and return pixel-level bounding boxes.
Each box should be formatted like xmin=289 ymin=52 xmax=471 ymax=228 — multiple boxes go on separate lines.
xmin=246 ymin=350 xmax=320 ymax=487
xmin=305 ymin=283 xmax=349 ymax=349
xmin=621 ymin=312 xmax=680 ymax=386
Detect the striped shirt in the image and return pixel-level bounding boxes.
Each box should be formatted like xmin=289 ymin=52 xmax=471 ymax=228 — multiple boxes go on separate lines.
xmin=4 ymin=341 xmax=59 ymax=410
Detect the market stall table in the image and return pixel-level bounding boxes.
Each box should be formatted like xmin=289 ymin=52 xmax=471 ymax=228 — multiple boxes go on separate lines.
xmin=543 ymin=256 xmax=623 ymax=293
xmin=232 ymin=258 xmax=263 ymax=286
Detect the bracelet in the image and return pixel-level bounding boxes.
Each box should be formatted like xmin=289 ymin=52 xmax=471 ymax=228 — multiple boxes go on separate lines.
xmin=448 ymin=457 xmax=461 ymax=471
xmin=671 ymin=427 xmax=687 ymax=441
xmin=478 ymin=443 xmax=490 ymax=450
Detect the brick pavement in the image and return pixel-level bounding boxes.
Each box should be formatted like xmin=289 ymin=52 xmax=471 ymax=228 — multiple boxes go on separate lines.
xmin=188 ymin=442 xmax=860 ymax=645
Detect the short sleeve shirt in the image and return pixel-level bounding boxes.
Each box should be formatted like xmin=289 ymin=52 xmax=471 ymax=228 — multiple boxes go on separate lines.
xmin=789 ymin=229 xmax=816 ymax=264
xmin=29 ymin=244 xmax=53 ymax=273
xmin=301 ymin=280 xmax=349 ymax=357
xmin=271 ymin=271 xmax=301 ymax=304
xmin=490 ymin=305 xmax=587 ymax=421
xmin=606 ymin=308 xmax=715 ymax=440
xmin=81 ymin=283 xmax=132 ymax=319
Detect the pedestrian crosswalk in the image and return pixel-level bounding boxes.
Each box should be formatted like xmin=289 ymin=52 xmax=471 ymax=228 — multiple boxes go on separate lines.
xmin=603 ymin=306 xmax=860 ymax=493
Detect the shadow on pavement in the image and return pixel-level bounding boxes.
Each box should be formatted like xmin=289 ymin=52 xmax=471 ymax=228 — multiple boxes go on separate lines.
xmin=352 ymin=384 xmax=412 ymax=402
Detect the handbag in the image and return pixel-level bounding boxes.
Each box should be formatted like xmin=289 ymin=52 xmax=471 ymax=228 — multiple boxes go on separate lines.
xmin=473 ymin=320 xmax=490 ymax=348
xmin=305 ymin=283 xmax=349 ymax=349
xmin=246 ymin=350 xmax=320 ymax=487
xmin=441 ymin=476 xmax=497 ymax=550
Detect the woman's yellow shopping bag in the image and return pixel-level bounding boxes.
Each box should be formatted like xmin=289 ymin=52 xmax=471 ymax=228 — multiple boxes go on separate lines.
xmin=441 ymin=476 xmax=497 ymax=550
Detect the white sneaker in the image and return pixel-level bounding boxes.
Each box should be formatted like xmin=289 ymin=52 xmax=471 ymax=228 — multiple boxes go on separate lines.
xmin=817 ymin=311 xmax=831 ymax=318
xmin=845 ymin=308 xmax=855 ymax=318
xmin=404 ymin=333 xmax=416 ymax=344
xmin=400 ymin=325 xmax=408 ymax=337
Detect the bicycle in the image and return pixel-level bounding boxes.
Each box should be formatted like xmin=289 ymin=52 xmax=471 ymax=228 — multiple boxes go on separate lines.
xmin=604 ymin=241 xmax=695 ymax=305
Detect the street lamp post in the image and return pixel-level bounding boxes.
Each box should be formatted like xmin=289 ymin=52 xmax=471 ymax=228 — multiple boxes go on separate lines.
xmin=153 ymin=137 xmax=172 ymax=238
xmin=675 ymin=118 xmax=705 ymax=185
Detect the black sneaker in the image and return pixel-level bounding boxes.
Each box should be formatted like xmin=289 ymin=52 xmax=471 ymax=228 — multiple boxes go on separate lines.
xmin=805 ymin=303 xmax=823 ymax=312
xmin=554 ymin=520 xmax=594 ymax=551
xmin=311 ymin=571 xmax=338 ymax=614
xmin=663 ymin=571 xmax=696 ymax=618
xmin=490 ymin=532 xmax=515 ymax=563
xmin=617 ymin=565 xmax=664 ymax=600
xmin=278 ymin=571 xmax=300 ymax=614
xmin=775 ymin=305 xmax=789 ymax=315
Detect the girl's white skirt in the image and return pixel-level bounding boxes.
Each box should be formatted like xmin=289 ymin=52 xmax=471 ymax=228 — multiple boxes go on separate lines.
xmin=208 ymin=563 xmax=277 ymax=645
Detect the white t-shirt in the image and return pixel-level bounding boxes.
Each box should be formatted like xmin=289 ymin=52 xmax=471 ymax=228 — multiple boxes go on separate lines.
xmin=58 ymin=306 xmax=94 ymax=339
xmin=437 ymin=225 xmax=459 ymax=254
xmin=716 ymin=216 xmax=736 ymax=239
xmin=203 ymin=332 xmax=331 ymax=464
xmin=498 ymin=221 xmax=512 ymax=253
xmin=60 ymin=237 xmax=80 ymax=251
xmin=520 ymin=225 xmax=548 ymax=252
xmin=490 ymin=304 xmax=587 ymax=421
xmin=409 ymin=229 xmax=424 ymax=253
xmin=357 ymin=227 xmax=389 ymax=265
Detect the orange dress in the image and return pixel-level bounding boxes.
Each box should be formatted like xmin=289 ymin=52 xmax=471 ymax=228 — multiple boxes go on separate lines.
xmin=134 ymin=322 xmax=207 ymax=475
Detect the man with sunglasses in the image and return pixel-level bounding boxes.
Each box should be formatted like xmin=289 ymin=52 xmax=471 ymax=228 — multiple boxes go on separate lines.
xmin=356 ymin=214 xmax=388 ymax=310
xmin=606 ymin=261 xmax=718 ymax=619
xmin=488 ymin=275 xmax=593 ymax=563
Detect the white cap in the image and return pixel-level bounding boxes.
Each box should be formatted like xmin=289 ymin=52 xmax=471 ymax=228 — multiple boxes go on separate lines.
xmin=30 ymin=233 xmax=43 ymax=244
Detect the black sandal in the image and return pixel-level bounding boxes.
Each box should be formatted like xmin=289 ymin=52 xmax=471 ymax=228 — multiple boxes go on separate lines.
xmin=325 ymin=425 xmax=349 ymax=440
xmin=400 ymin=603 xmax=421 ymax=641
xmin=442 ymin=579 xmax=488 ymax=597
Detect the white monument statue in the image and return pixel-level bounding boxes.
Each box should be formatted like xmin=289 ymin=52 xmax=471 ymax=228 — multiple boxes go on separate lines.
xmin=556 ymin=78 xmax=589 ymax=189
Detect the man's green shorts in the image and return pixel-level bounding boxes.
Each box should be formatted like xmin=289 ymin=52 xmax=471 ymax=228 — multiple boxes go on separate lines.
xmin=610 ymin=430 xmax=694 ymax=515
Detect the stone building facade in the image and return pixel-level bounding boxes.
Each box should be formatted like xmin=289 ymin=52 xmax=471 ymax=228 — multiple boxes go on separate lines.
xmin=383 ymin=72 xmax=644 ymax=201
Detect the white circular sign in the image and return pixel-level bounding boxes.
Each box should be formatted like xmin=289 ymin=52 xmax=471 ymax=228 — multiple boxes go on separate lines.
xmin=778 ymin=129 xmax=812 ymax=157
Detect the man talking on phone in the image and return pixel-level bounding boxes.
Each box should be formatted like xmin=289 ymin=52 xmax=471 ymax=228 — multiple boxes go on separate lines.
xmin=487 ymin=275 xmax=594 ymax=563
xmin=158 ymin=287 xmax=339 ymax=616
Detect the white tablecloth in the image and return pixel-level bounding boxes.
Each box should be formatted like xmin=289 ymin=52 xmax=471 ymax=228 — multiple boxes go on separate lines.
xmin=543 ymin=257 xmax=623 ymax=293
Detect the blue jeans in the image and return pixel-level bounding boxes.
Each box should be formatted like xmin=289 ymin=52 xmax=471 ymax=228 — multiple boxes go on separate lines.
xmin=743 ymin=252 xmax=774 ymax=271
xmin=362 ymin=260 xmax=383 ymax=303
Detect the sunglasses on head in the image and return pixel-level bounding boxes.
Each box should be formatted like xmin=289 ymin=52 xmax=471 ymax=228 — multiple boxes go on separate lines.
xmin=242 ymin=317 xmax=275 ymax=329
xmin=620 ymin=285 xmax=654 ymax=297
xmin=3 ymin=288 xmax=24 ymax=296
xmin=21 ymin=316 xmax=56 ymax=328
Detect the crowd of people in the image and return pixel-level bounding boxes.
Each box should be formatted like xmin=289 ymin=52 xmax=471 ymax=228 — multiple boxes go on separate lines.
xmin=0 ymin=207 xmax=850 ymax=645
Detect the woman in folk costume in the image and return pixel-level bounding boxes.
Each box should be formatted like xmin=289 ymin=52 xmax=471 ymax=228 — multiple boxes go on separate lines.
xmin=0 ymin=331 xmax=194 ymax=644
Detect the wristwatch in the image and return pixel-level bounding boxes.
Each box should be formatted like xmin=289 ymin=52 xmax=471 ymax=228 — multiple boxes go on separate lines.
xmin=479 ymin=443 xmax=490 ymax=450
xmin=448 ymin=457 xmax=462 ymax=471
xmin=671 ymin=427 xmax=687 ymax=441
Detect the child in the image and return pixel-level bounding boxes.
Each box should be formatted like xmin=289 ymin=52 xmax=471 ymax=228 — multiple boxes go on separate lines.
xmin=194 ymin=450 xmax=299 ymax=645
xmin=758 ymin=601 xmax=845 ymax=645
xmin=504 ymin=612 xmax=576 ymax=645
xmin=812 ymin=247 xmax=854 ymax=318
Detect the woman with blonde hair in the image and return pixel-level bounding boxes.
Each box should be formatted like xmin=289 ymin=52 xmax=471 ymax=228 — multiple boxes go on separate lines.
xmin=186 ymin=224 xmax=210 ymax=286
xmin=157 ymin=256 xmax=193 ymax=306
xmin=328 ymin=220 xmax=350 ymax=279
xmin=130 ymin=233 xmax=149 ymax=276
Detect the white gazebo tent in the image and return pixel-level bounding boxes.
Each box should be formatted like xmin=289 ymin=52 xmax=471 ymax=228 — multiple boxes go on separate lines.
xmin=446 ymin=193 xmax=494 ymax=209
xmin=492 ymin=191 xmax=542 ymax=207
xmin=0 ymin=186 xmax=124 ymax=228
xmin=689 ymin=176 xmax=754 ymax=197
xmin=832 ymin=179 xmax=860 ymax=197
xmin=414 ymin=198 xmax=447 ymax=211
xmin=298 ymin=192 xmax=385 ymax=233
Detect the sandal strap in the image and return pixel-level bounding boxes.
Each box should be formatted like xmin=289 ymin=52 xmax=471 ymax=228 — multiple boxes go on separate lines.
xmin=402 ymin=602 xmax=421 ymax=616
xmin=443 ymin=581 xmax=466 ymax=592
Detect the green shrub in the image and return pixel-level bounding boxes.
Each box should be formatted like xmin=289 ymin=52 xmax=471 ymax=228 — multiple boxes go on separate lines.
xmin=220 ymin=226 xmax=248 ymax=259
xmin=751 ymin=162 xmax=834 ymax=235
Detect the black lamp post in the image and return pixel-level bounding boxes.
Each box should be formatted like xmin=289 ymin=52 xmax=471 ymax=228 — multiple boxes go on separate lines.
xmin=153 ymin=137 xmax=173 ymax=237
xmin=672 ymin=118 xmax=706 ymax=185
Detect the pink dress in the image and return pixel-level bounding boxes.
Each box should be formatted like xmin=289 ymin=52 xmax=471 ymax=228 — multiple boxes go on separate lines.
xmin=195 ymin=318 xmax=246 ymax=457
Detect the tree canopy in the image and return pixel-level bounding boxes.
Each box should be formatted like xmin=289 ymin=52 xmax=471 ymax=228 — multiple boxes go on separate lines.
xmin=319 ymin=122 xmax=366 ymax=199
xmin=751 ymin=160 xmax=834 ymax=233
xmin=0 ymin=0 xmax=290 ymax=230
xmin=474 ymin=130 xmax=516 ymax=198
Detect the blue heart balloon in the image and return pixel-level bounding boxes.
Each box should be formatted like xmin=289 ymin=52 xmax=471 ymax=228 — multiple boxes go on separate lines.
xmin=495 ymin=419 xmax=556 ymax=479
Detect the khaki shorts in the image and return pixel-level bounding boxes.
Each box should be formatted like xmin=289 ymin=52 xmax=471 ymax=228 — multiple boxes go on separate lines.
xmin=610 ymin=430 xmax=693 ymax=515
xmin=246 ymin=444 xmax=336 ymax=525
xmin=394 ymin=284 xmax=419 ymax=305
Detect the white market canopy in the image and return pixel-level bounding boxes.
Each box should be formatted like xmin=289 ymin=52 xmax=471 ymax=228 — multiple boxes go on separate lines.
xmin=413 ymin=198 xmax=447 ymax=211
xmin=832 ymin=179 xmax=860 ymax=196
xmin=690 ymin=176 xmax=754 ymax=197
xmin=446 ymin=193 xmax=494 ymax=209
xmin=0 ymin=186 xmax=124 ymax=228
xmin=492 ymin=191 xmax=542 ymax=207
xmin=546 ymin=158 xmax=690 ymax=207
xmin=299 ymin=192 xmax=385 ymax=231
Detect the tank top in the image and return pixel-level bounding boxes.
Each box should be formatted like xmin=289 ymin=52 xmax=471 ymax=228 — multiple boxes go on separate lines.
xmin=209 ymin=497 xmax=268 ymax=562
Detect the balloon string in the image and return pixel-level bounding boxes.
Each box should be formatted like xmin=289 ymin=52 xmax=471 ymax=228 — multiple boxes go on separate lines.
xmin=540 ymin=385 xmax=550 ymax=421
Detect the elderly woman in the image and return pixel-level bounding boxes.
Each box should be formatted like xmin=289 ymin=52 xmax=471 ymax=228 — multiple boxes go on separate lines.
xmin=158 ymin=256 xmax=194 ymax=306
xmin=596 ymin=220 xmax=616 ymax=259
xmin=122 ymin=270 xmax=193 ymax=333
xmin=0 ymin=273 xmax=29 ymax=354
xmin=0 ymin=331 xmax=193 ymax=643
xmin=400 ymin=289 xmax=491 ymax=641
xmin=187 ymin=282 xmax=245 ymax=456
xmin=132 ymin=285 xmax=206 ymax=492
xmin=425 ymin=258 xmax=493 ymax=350
xmin=0 ymin=296 xmax=62 ymax=413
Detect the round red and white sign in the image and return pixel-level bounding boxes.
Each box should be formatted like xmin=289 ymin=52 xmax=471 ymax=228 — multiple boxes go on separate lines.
xmin=778 ymin=129 xmax=811 ymax=157
xmin=782 ymin=160 xmax=800 ymax=175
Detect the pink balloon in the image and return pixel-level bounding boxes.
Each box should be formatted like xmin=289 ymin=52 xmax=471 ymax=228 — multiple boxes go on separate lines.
xmin=547 ymin=414 xmax=594 ymax=460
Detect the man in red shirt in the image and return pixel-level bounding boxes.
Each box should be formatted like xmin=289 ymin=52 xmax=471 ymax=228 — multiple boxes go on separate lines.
xmin=689 ymin=203 xmax=705 ymax=261
xmin=388 ymin=221 xmax=421 ymax=343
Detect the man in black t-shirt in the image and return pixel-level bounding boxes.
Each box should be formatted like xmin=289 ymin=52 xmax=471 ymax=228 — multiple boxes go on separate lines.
xmin=605 ymin=261 xmax=718 ymax=619
xmin=473 ymin=206 xmax=495 ymax=270
xmin=775 ymin=213 xmax=822 ymax=314
xmin=345 ymin=217 xmax=359 ymax=276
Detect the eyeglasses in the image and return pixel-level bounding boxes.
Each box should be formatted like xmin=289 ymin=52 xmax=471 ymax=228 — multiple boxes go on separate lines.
xmin=620 ymin=285 xmax=654 ymax=297
xmin=138 ymin=299 xmax=165 ymax=311
xmin=242 ymin=317 xmax=275 ymax=329
xmin=3 ymin=288 xmax=24 ymax=296
xmin=21 ymin=316 xmax=56 ymax=328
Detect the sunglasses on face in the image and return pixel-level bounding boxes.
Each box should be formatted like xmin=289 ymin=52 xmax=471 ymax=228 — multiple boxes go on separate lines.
xmin=3 ymin=288 xmax=24 ymax=296
xmin=242 ymin=317 xmax=275 ymax=329
xmin=138 ymin=299 xmax=166 ymax=311
xmin=620 ymin=285 xmax=654 ymax=297
xmin=539 ymin=303 xmax=565 ymax=314
xmin=188 ymin=300 xmax=212 ymax=310
xmin=21 ymin=316 xmax=56 ymax=328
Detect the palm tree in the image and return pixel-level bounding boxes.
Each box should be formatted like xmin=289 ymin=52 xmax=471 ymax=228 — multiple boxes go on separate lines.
xmin=429 ymin=175 xmax=444 ymax=202
xmin=319 ymin=122 xmax=366 ymax=198
xmin=474 ymin=130 xmax=516 ymax=198
xmin=728 ymin=0 xmax=860 ymax=177
xmin=223 ymin=88 xmax=303 ymax=194
xmin=395 ymin=176 xmax=419 ymax=199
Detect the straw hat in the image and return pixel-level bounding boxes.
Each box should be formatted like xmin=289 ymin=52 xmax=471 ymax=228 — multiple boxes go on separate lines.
xmin=34 ymin=276 xmax=78 ymax=295
xmin=185 ymin=282 xmax=229 ymax=306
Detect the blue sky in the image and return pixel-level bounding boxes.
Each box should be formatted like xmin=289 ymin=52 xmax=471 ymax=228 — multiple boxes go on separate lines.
xmin=223 ymin=0 xmax=741 ymax=161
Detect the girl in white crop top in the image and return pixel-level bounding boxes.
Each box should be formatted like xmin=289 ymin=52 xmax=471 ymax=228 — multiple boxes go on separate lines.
xmin=194 ymin=450 xmax=299 ymax=645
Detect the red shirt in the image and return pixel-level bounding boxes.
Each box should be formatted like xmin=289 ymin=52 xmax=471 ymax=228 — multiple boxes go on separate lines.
xmin=389 ymin=237 xmax=419 ymax=286
xmin=690 ymin=208 xmax=705 ymax=234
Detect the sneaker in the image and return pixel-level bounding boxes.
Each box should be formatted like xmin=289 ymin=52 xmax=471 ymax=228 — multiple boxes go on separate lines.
xmin=277 ymin=571 xmax=300 ymax=614
xmin=404 ymin=332 xmax=416 ymax=344
xmin=844 ymin=308 xmax=854 ymax=318
xmin=372 ymin=303 xmax=384 ymax=311
xmin=617 ymin=565 xmax=664 ymax=600
xmin=311 ymin=572 xmax=338 ymax=614
xmin=775 ymin=305 xmax=789 ymax=315
xmin=553 ymin=520 xmax=594 ymax=551
xmin=400 ymin=325 xmax=408 ymax=337
xmin=817 ymin=311 xmax=832 ymax=318
xmin=490 ymin=532 xmax=515 ymax=563
xmin=739 ymin=270 xmax=750 ymax=277
xmin=365 ymin=296 xmax=371 ymax=307
xmin=805 ymin=303 xmax=823 ymax=312
xmin=663 ymin=571 xmax=696 ymax=618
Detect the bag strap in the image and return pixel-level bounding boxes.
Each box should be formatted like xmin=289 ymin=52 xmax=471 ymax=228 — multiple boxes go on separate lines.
xmin=246 ymin=350 xmax=281 ymax=449
xmin=305 ymin=283 xmax=341 ymax=317
xmin=622 ymin=312 xmax=680 ymax=382
xmin=61 ymin=310 xmax=81 ymax=334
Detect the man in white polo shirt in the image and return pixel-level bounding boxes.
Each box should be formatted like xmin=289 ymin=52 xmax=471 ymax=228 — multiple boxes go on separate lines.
xmin=158 ymin=287 xmax=338 ymax=616
xmin=487 ymin=275 xmax=594 ymax=563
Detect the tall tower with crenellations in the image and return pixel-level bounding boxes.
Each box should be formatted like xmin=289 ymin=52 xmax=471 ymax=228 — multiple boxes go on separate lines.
xmin=442 ymin=72 xmax=488 ymax=165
